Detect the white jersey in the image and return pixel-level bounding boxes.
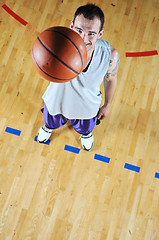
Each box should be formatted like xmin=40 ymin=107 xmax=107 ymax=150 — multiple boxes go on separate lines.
xmin=42 ymin=39 xmax=111 ymax=119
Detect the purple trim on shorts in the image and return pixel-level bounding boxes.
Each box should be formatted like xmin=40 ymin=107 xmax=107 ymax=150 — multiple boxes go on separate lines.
xmin=69 ymin=118 xmax=97 ymax=135
xmin=43 ymin=103 xmax=97 ymax=135
xmin=43 ymin=103 xmax=68 ymax=129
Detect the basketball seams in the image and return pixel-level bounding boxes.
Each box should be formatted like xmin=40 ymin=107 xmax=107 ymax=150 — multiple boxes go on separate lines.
xmin=32 ymin=26 xmax=87 ymax=82
xmin=32 ymin=49 xmax=76 ymax=81
xmin=45 ymin=29 xmax=84 ymax=72
xmin=37 ymin=36 xmax=80 ymax=75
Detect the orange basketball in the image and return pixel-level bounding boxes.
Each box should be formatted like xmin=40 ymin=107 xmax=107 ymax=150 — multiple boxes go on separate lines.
xmin=32 ymin=26 xmax=87 ymax=83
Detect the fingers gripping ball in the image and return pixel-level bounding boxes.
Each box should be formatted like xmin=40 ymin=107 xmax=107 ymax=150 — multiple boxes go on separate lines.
xmin=32 ymin=26 xmax=87 ymax=83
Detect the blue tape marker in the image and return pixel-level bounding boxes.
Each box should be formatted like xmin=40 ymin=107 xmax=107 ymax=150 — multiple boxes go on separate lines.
xmin=5 ymin=127 xmax=21 ymax=136
xmin=124 ymin=163 xmax=140 ymax=173
xmin=64 ymin=145 xmax=80 ymax=154
xmin=94 ymin=154 xmax=110 ymax=163
xmin=34 ymin=136 xmax=50 ymax=145
xmin=155 ymin=172 xmax=159 ymax=179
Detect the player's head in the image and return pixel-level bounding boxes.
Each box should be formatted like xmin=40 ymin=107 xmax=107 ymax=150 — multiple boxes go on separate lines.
xmin=72 ymin=4 xmax=104 ymax=32
xmin=70 ymin=4 xmax=104 ymax=53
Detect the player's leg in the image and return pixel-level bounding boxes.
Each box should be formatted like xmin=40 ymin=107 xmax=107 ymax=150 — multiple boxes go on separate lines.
xmin=70 ymin=117 xmax=97 ymax=151
xmin=37 ymin=104 xmax=68 ymax=143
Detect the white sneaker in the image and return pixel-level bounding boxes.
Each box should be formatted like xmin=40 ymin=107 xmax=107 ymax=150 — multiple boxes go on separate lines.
xmin=37 ymin=125 xmax=53 ymax=143
xmin=81 ymin=132 xmax=94 ymax=151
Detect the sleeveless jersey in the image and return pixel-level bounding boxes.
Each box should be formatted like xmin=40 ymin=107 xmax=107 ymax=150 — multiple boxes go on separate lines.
xmin=42 ymin=39 xmax=111 ymax=119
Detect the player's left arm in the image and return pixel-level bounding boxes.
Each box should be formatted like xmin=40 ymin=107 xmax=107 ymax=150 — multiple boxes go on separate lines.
xmin=97 ymin=46 xmax=120 ymax=120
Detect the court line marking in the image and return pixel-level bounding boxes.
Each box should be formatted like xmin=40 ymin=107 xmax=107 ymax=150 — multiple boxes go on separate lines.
xmin=5 ymin=127 xmax=21 ymax=136
xmin=126 ymin=50 xmax=158 ymax=57
xmin=2 ymin=128 xmax=159 ymax=179
xmin=64 ymin=145 xmax=81 ymax=154
xmin=124 ymin=163 xmax=140 ymax=173
xmin=2 ymin=4 xmax=28 ymax=26
xmin=1 ymin=2 xmax=158 ymax=178
xmin=94 ymin=154 xmax=110 ymax=163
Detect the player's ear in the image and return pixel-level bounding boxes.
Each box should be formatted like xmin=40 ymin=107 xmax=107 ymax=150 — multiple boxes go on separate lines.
xmin=70 ymin=21 xmax=74 ymax=29
xmin=98 ymin=29 xmax=104 ymax=38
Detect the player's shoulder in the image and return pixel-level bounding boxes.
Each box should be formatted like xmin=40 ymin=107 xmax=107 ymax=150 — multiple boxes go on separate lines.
xmin=96 ymin=39 xmax=110 ymax=49
xmin=110 ymin=45 xmax=120 ymax=61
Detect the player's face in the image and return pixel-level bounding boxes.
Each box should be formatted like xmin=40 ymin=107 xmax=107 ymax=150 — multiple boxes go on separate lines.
xmin=70 ymin=14 xmax=104 ymax=54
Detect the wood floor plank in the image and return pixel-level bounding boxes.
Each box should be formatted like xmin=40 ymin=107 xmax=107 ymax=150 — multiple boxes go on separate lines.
xmin=0 ymin=0 xmax=159 ymax=239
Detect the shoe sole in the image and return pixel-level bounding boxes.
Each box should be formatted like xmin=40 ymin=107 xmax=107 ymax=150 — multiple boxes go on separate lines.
xmin=81 ymin=134 xmax=94 ymax=151
xmin=82 ymin=142 xmax=93 ymax=151
xmin=37 ymin=133 xmax=48 ymax=143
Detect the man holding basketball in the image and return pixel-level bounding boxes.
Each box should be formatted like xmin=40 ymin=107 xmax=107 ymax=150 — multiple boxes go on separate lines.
xmin=37 ymin=4 xmax=120 ymax=151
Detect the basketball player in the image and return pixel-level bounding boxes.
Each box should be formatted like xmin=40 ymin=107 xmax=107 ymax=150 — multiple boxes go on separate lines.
xmin=37 ymin=4 xmax=120 ymax=151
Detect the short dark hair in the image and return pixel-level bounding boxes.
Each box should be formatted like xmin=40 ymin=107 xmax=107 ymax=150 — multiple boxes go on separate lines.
xmin=73 ymin=4 xmax=104 ymax=32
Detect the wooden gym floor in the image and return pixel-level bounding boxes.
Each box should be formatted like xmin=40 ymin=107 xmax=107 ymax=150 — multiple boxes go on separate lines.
xmin=0 ymin=0 xmax=159 ymax=239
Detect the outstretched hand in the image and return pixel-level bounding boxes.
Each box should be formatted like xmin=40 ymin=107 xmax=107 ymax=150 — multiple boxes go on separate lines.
xmin=97 ymin=104 xmax=111 ymax=120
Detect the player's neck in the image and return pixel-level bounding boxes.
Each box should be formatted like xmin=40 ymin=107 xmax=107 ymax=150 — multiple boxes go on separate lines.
xmin=83 ymin=50 xmax=94 ymax=72
xmin=87 ymin=47 xmax=94 ymax=60
xmin=86 ymin=47 xmax=94 ymax=64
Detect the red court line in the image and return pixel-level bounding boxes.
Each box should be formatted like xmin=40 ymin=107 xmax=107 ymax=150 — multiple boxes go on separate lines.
xmin=2 ymin=4 xmax=28 ymax=26
xmin=126 ymin=50 xmax=158 ymax=57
